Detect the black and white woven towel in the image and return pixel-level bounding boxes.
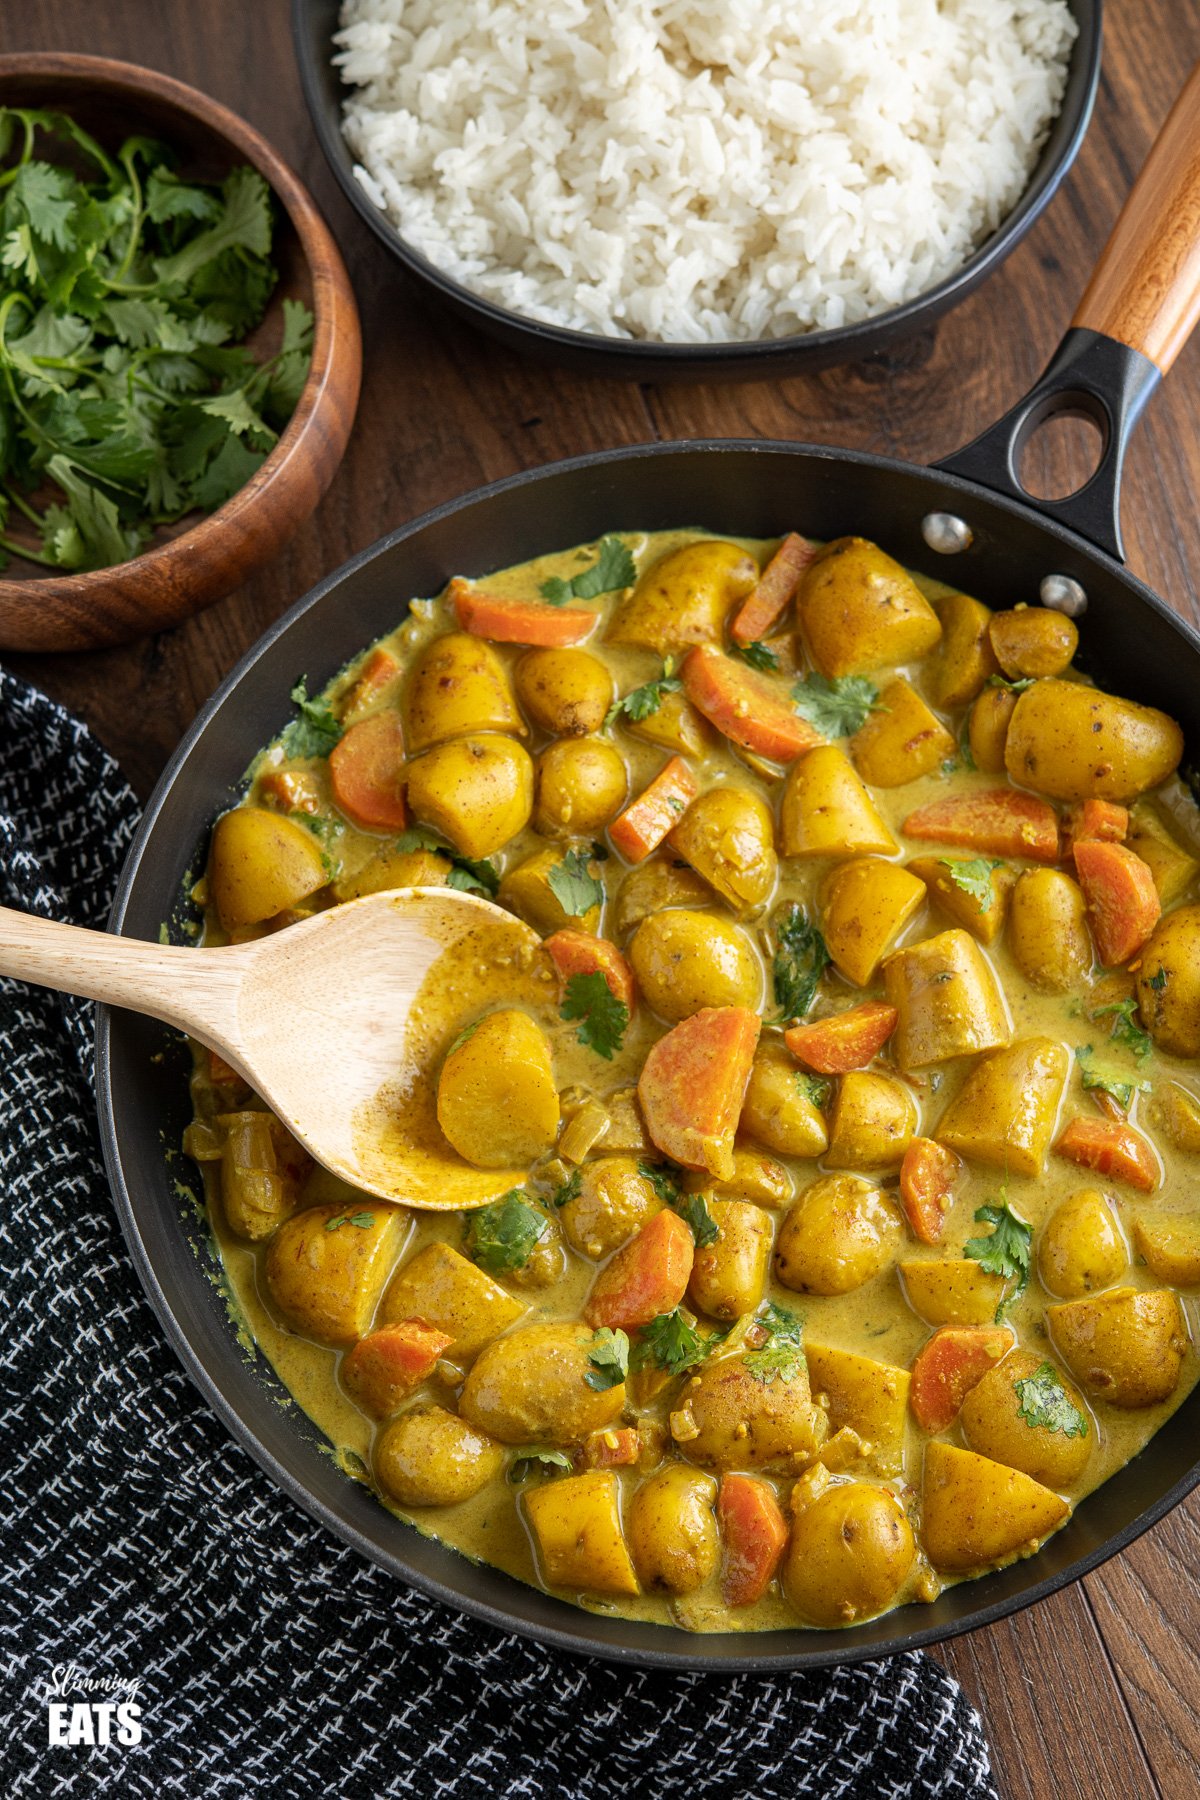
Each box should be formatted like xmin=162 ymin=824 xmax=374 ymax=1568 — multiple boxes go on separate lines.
xmin=0 ymin=669 xmax=998 ymax=1800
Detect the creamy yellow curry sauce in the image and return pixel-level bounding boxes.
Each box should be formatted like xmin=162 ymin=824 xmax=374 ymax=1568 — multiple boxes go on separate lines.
xmin=185 ymin=527 xmax=1200 ymax=1634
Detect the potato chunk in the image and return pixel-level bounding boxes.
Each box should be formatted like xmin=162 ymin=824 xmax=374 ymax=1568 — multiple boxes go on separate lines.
xmin=908 ymin=856 xmax=1015 ymax=948
xmin=525 ymin=1469 xmax=640 ymax=1595
xmin=884 ymin=929 xmax=1011 ymax=1068
xmin=1008 ymin=868 xmax=1092 ymax=993
xmin=959 ymin=1351 xmax=1093 ymax=1489
xmin=921 ymin=1442 xmax=1070 ymax=1571
xmin=900 ymin=1259 xmax=1008 ymax=1327
xmin=850 ymin=678 xmax=954 ymax=787
xmin=805 ymin=1343 xmax=910 ymax=1478
xmin=379 ymin=1241 xmax=526 ymax=1361
xmin=780 ymin=747 xmax=898 ymax=860
xmin=783 ymin=1484 xmax=915 ymax=1626
xmin=797 ymin=536 xmax=942 ymax=677
xmin=1047 ymin=1287 xmax=1187 ymax=1407
xmin=775 ymin=1174 xmax=902 ymax=1296
xmin=740 ymin=1047 xmax=829 ymax=1159
xmin=534 ymin=737 xmax=627 ymax=838
xmin=209 ymin=806 xmax=327 ymax=930
xmin=821 ymin=858 xmax=927 ymax=987
xmin=499 ymin=845 xmax=601 ymax=935
xmin=607 ymin=539 xmax=756 ymax=655
xmin=437 ymin=1008 xmax=560 ymax=1168
xmin=936 ymin=1037 xmax=1069 ymax=1177
xmin=1132 ymin=1210 xmax=1200 ymax=1286
xmin=687 ymin=1199 xmax=773 ymax=1320
xmin=1038 ymin=1190 xmax=1126 ymax=1299
xmin=264 ymin=1203 xmax=409 ymax=1346
xmin=668 ymin=785 xmax=777 ymax=915
xmin=611 ymin=858 xmax=715 ymax=939
xmin=515 ymin=647 xmax=612 ymax=736
xmin=630 ymin=909 xmax=762 ymax=1023
xmin=404 ymin=631 xmax=522 ymax=752
xmin=928 ymin=591 xmax=998 ymax=707
xmin=627 ymin=1465 xmax=719 ymax=1594
xmin=375 ymin=1405 xmax=505 ymax=1507
xmin=460 ymin=1322 xmax=625 ymax=1444
xmin=406 ymin=735 xmax=533 ymax=858
xmin=825 ymin=1071 xmax=918 ymax=1173
xmin=1005 ymin=678 xmax=1183 ymax=803
xmin=672 ymin=1352 xmax=825 ymax=1471
xmin=1136 ymin=905 xmax=1200 ymax=1057
xmin=559 ymin=1156 xmax=663 ymax=1259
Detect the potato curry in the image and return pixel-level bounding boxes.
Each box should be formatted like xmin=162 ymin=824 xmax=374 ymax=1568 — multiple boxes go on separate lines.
xmin=185 ymin=526 xmax=1200 ymax=1634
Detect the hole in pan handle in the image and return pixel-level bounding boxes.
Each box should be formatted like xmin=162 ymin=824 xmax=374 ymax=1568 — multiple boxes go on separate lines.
xmin=937 ymin=58 xmax=1200 ymax=564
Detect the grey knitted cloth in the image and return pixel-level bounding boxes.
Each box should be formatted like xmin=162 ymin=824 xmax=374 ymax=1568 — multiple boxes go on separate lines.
xmin=0 ymin=670 xmax=998 ymax=1800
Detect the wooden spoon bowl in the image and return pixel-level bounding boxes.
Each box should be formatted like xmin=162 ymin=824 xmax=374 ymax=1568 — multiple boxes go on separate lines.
xmin=0 ymin=53 xmax=362 ymax=652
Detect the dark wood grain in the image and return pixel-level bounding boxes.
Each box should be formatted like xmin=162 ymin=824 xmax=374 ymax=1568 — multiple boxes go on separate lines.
xmin=5 ymin=4 xmax=1200 ymax=1794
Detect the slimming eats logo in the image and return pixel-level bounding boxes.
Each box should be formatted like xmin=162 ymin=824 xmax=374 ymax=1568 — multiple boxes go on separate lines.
xmin=44 ymin=1664 xmax=144 ymax=1747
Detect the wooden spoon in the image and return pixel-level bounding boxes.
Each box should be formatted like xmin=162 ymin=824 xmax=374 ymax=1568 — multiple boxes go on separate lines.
xmin=0 ymin=888 xmax=544 ymax=1210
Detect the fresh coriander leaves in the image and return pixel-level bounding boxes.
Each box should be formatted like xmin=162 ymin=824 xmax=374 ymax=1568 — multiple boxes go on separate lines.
xmin=282 ymin=677 xmax=342 ymax=759
xmin=1075 ymin=1043 xmax=1145 ymax=1111
xmin=1014 ymin=1362 xmax=1088 ymax=1438
xmin=585 ymin=1326 xmax=630 ymax=1391
xmin=963 ymin=1200 xmax=1032 ymax=1322
xmin=560 ymin=971 xmax=629 ymax=1060
xmin=939 ymin=857 xmax=1003 ymax=911
xmin=772 ymin=903 xmax=829 ymax=1023
xmin=605 ymin=658 xmax=681 ymax=728
xmin=1094 ymin=998 xmax=1153 ymax=1063
xmin=673 ymin=1191 xmax=719 ymax=1249
xmin=734 ymin=640 xmax=778 ymax=672
xmin=791 ymin=672 xmax=880 ymax=737
xmin=392 ymin=827 xmax=500 ymax=895
xmin=985 ymin=674 xmax=1036 ymax=695
xmin=462 ymin=1190 xmax=547 ymax=1274
xmin=324 ymin=1211 xmax=374 ymax=1232
xmin=638 ymin=1163 xmax=680 ymax=1204
xmin=507 ymin=1446 xmax=573 ymax=1482
xmin=796 ymin=1072 xmax=832 ymax=1110
xmin=547 ymin=848 xmax=604 ymax=917
xmin=550 ymin=1168 xmax=583 ymax=1209
xmin=744 ymin=1301 xmax=806 ymax=1385
xmin=540 ymin=534 xmax=635 ymax=605
xmin=632 ymin=1309 xmax=711 ymax=1377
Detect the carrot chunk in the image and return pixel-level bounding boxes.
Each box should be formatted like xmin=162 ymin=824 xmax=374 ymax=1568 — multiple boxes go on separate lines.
xmin=344 ymin=646 xmax=400 ymax=715
xmin=718 ymin=1473 xmax=790 ymax=1606
xmin=1062 ymin=797 xmax=1129 ymax=856
xmin=899 ymin=1138 xmax=961 ymax=1245
xmin=609 ymin=755 xmax=698 ymax=863
xmin=729 ymin=533 xmax=818 ymax=647
xmin=637 ymin=1005 xmax=761 ymax=1178
xmin=583 ymin=1427 xmax=642 ymax=1469
xmin=450 ymin=578 xmax=597 ymax=646
xmin=543 ymin=929 xmax=636 ymax=1011
xmin=784 ymin=1001 xmax=897 ymax=1074
xmin=583 ymin=1209 xmax=694 ymax=1331
xmin=909 ymin=1327 xmax=1013 ymax=1433
xmin=902 ymin=787 xmax=1059 ymax=862
xmin=681 ymin=644 xmax=823 ymax=763
xmin=342 ymin=1320 xmax=453 ymax=1418
xmin=258 ymin=768 xmax=321 ymax=814
xmin=1054 ymin=1116 xmax=1159 ymax=1192
xmin=329 ymin=713 xmax=408 ymax=832
xmin=1073 ymin=839 xmax=1161 ymax=966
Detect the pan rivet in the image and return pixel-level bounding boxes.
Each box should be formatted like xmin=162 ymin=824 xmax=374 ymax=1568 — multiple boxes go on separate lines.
xmin=921 ymin=512 xmax=973 ymax=554
xmin=1040 ymin=574 xmax=1088 ymax=617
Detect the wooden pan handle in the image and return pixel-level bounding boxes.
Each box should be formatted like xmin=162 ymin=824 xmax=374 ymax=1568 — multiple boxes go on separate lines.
xmin=1072 ymin=62 xmax=1200 ymax=373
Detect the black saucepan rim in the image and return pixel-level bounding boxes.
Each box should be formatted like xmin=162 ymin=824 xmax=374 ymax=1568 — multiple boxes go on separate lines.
xmin=97 ymin=438 xmax=1200 ymax=1670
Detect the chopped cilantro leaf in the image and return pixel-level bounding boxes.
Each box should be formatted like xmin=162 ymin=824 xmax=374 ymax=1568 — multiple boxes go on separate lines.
xmin=744 ymin=1301 xmax=806 ymax=1385
xmin=796 ymin=1072 xmax=832 ymax=1110
xmin=507 ymin=1446 xmax=573 ymax=1482
xmin=605 ymin=659 xmax=681 ymax=728
xmin=1094 ymin=997 xmax=1153 ymax=1063
xmin=963 ymin=1200 xmax=1032 ymax=1322
xmin=550 ymin=1168 xmax=583 ymax=1209
xmin=638 ymin=1162 xmax=680 ymax=1205
xmin=1075 ymin=1043 xmax=1144 ymax=1111
xmin=282 ymin=677 xmax=342 ymax=759
xmin=791 ymin=673 xmax=880 ymax=737
xmin=540 ymin=535 xmax=636 ymax=605
xmin=462 ymin=1190 xmax=547 ymax=1274
xmin=632 ymin=1309 xmax=711 ymax=1377
xmin=939 ymin=857 xmax=1004 ymax=911
xmin=735 ymin=640 xmax=778 ymax=672
xmin=447 ymin=1019 xmax=481 ymax=1057
xmin=585 ymin=1327 xmax=630 ymax=1391
xmin=560 ymin=971 xmax=629 ymax=1060
xmin=772 ymin=903 xmax=830 ymax=1023
xmin=1014 ymin=1362 xmax=1089 ymax=1438
xmin=673 ymin=1191 xmax=719 ymax=1249
xmin=547 ymin=848 xmax=605 ymax=917
xmin=392 ymin=827 xmax=498 ymax=894
xmin=985 ymin=674 xmax=1036 ymax=694
xmin=324 ymin=1211 xmax=374 ymax=1232
xmin=1148 ymin=966 xmax=1170 ymax=994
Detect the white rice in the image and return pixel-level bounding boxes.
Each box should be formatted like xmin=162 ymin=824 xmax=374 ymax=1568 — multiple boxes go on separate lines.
xmin=333 ymin=0 xmax=1077 ymax=343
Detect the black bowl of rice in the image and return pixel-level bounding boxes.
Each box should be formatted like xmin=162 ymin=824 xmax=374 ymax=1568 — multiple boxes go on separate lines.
xmin=293 ymin=0 xmax=1101 ymax=382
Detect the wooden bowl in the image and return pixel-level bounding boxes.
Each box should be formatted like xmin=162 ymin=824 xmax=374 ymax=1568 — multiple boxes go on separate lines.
xmin=0 ymin=53 xmax=362 ymax=652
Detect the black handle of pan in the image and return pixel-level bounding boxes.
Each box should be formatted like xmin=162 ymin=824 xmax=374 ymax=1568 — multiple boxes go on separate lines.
xmin=934 ymin=328 xmax=1160 ymax=564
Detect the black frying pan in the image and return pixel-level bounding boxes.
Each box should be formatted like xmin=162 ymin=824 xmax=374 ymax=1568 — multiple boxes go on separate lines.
xmin=96 ymin=68 xmax=1200 ymax=1670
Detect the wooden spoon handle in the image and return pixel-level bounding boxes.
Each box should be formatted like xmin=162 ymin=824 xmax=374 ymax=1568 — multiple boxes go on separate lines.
xmin=0 ymin=905 xmax=244 ymax=1043
xmin=1072 ymin=61 xmax=1200 ymax=373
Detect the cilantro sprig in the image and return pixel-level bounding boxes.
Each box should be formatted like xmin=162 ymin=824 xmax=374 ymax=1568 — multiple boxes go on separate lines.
xmin=1094 ymin=997 xmax=1153 ymax=1064
xmin=772 ymin=903 xmax=830 ymax=1023
xmin=632 ymin=1309 xmax=715 ymax=1378
xmin=1014 ymin=1363 xmax=1089 ymax=1438
xmin=508 ymin=1446 xmax=572 ymax=1483
xmin=550 ymin=1168 xmax=582 ymax=1209
xmin=462 ymin=1190 xmax=547 ymax=1274
xmin=638 ymin=1163 xmax=680 ymax=1204
xmin=282 ymin=677 xmax=342 ymax=759
xmin=796 ymin=1072 xmax=832 ymax=1110
xmin=963 ymin=1200 xmax=1032 ymax=1322
xmin=547 ymin=848 xmax=604 ymax=917
xmin=324 ymin=1211 xmax=374 ymax=1232
xmin=605 ymin=658 xmax=681 ymax=728
xmin=1075 ymin=1043 xmax=1146 ymax=1112
xmin=673 ymin=1191 xmax=719 ymax=1249
xmin=392 ymin=826 xmax=500 ymax=895
xmin=734 ymin=640 xmax=778 ymax=672
xmin=744 ymin=1301 xmax=806 ymax=1386
xmin=560 ymin=971 xmax=629 ymax=1060
xmin=585 ymin=1327 xmax=630 ymax=1391
xmin=939 ymin=857 xmax=1004 ymax=912
xmin=791 ymin=673 xmax=880 ymax=737
xmin=540 ymin=535 xmax=636 ymax=606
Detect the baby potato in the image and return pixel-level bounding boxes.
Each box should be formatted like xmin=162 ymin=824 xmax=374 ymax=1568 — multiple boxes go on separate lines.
xmin=611 ymin=858 xmax=715 ymax=938
xmin=884 ymin=929 xmax=1011 ymax=1067
xmin=209 ymin=806 xmax=328 ymax=930
xmin=936 ymin=1037 xmax=1068 ymax=1178
xmin=1136 ymin=905 xmax=1200 ymax=1057
xmin=375 ymin=1404 xmax=505 ymax=1507
xmin=460 ymin=1322 xmax=625 ymax=1444
xmin=688 ymin=1199 xmax=773 ymax=1320
xmin=607 ymin=539 xmax=757 ymax=655
xmin=404 ymin=631 xmax=523 ymax=753
xmin=1127 ymin=806 xmax=1199 ymax=906
xmin=627 ymin=1464 xmax=719 ymax=1593
xmin=821 ymin=858 xmax=927 ymax=987
xmin=921 ymin=1442 xmax=1070 ymax=1572
xmin=1005 ymin=678 xmax=1184 ymax=803
xmin=524 ymin=1469 xmax=640 ymax=1596
xmin=534 ymin=737 xmax=627 ymax=837
xmin=928 ymin=591 xmax=999 ymax=708
xmin=825 ymin=1071 xmax=918 ymax=1172
xmin=515 ymin=647 xmax=612 ymax=736
xmin=629 ymin=688 xmax=710 ymax=758
xmin=783 ymin=1483 xmax=916 ymax=1627
xmin=264 ymin=1203 xmax=409 ymax=1346
xmin=559 ymin=1156 xmax=663 ymax=1259
xmin=988 ymin=606 xmax=1078 ymax=679
xmin=1048 ymin=1286 xmax=1187 ymax=1408
xmin=407 ymin=735 xmax=534 ymax=858
xmin=668 ymin=785 xmax=777 ymax=915
xmin=900 ymin=1259 xmax=1008 ymax=1327
xmin=780 ymin=746 xmax=898 ymax=860
xmin=849 ymin=678 xmax=955 ymax=788
xmin=805 ymin=1343 xmax=910 ymax=1478
xmin=1149 ymin=1082 xmax=1200 ymax=1155
xmin=797 ymin=537 xmax=942 ymax=677
xmin=907 ymin=856 xmax=1015 ymax=949
xmin=437 ymin=1008 xmax=560 ymax=1168
xmin=960 ymin=1351 xmax=1093 ymax=1490
xmin=630 ymin=909 xmax=762 ymax=1023
xmin=333 ymin=844 xmax=451 ymax=900
xmin=499 ymin=845 xmax=601 ymax=934
xmin=740 ymin=1047 xmax=829 ymax=1159
xmin=1038 ymin=1190 xmax=1127 ymax=1299
xmin=683 ymin=1147 xmax=795 ymax=1209
xmin=1008 ymin=869 xmax=1092 ymax=993
xmin=776 ymin=1174 xmax=903 ymax=1296
xmin=380 ymin=1241 xmax=526 ymax=1361
xmin=672 ymin=1351 xmax=825 ymax=1471
xmin=1131 ymin=1211 xmax=1200 ymax=1287
xmin=968 ymin=683 xmax=1018 ymax=774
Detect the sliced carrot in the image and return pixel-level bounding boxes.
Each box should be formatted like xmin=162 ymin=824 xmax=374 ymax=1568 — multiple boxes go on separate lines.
xmin=729 ymin=533 xmax=818 ymax=646
xmin=343 ymin=645 xmax=400 ymax=716
xmin=583 ymin=1209 xmax=694 ymax=1331
xmin=543 ymin=929 xmax=636 ymax=1011
xmin=902 ymin=787 xmax=1059 ymax=862
xmin=1054 ymin=1116 xmax=1159 ymax=1192
xmin=682 ymin=644 xmax=823 ymax=764
xmin=1073 ymin=839 xmax=1161 ymax=967
xmin=718 ymin=1473 xmax=790 ymax=1606
xmin=583 ymin=1427 xmax=642 ymax=1469
xmin=608 ymin=755 xmax=698 ymax=863
xmin=1062 ymin=797 xmax=1129 ymax=856
xmin=450 ymin=577 xmax=597 ymax=646
xmin=637 ymin=1005 xmax=761 ymax=1178
xmin=784 ymin=1001 xmax=898 ymax=1074
xmin=329 ymin=712 xmax=408 ymax=832
xmin=909 ymin=1327 xmax=1014 ymax=1433
xmin=258 ymin=769 xmax=321 ymax=814
xmin=341 ymin=1320 xmax=453 ymax=1418
xmin=899 ymin=1138 xmax=961 ymax=1245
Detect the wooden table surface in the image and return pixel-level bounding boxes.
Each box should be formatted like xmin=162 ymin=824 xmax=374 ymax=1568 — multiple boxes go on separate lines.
xmin=8 ymin=4 xmax=1200 ymax=1793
